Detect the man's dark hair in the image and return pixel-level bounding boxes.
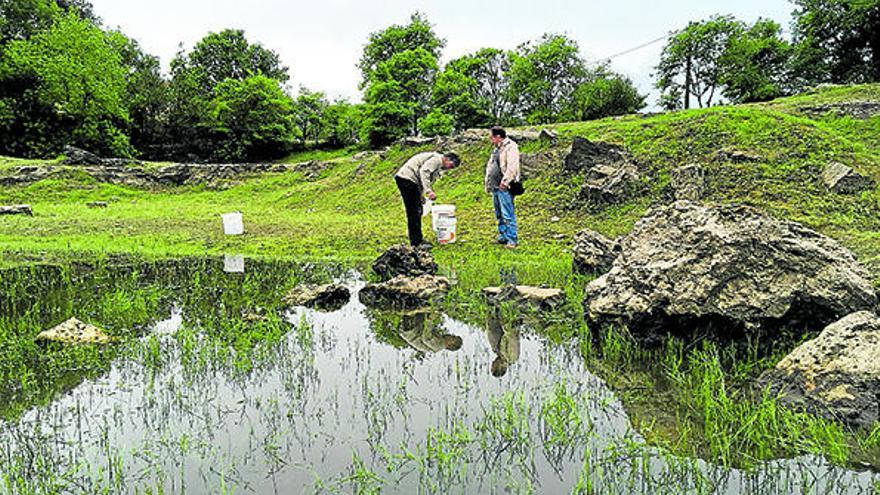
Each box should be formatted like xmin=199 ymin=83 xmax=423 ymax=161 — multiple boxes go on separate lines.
xmin=490 ymin=127 xmax=507 ymax=138
xmin=444 ymin=152 xmax=461 ymax=167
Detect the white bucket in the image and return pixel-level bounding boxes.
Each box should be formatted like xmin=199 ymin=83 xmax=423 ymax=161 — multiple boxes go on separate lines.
xmin=431 ymin=204 xmax=457 ymax=244
xmin=222 ymin=212 xmax=244 ymax=235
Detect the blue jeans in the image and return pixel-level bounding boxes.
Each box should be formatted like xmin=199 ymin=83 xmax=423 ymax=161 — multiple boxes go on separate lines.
xmin=493 ymin=189 xmax=518 ymax=244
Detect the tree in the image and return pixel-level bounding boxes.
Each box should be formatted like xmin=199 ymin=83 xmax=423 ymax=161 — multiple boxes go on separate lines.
xmin=323 ymin=100 xmax=362 ymax=147
xmin=291 ymin=87 xmax=329 ymax=146
xmin=114 ymin=33 xmax=169 ymax=154
xmin=432 ymin=48 xmax=514 ymax=129
xmin=0 ymin=12 xmax=130 ymax=156
xmin=719 ymin=19 xmax=791 ymax=103
xmin=790 ymin=0 xmax=880 ymax=86
xmin=655 ymin=16 xmax=742 ymax=110
xmin=507 ymin=34 xmax=587 ymax=123
xmin=0 ymin=0 xmax=98 ymax=43
xmin=418 ymin=108 xmax=454 ymax=137
xmin=358 ymin=13 xmax=444 ymax=146
xmin=563 ymin=67 xmax=646 ymax=121
xmin=208 ymin=74 xmax=297 ymax=161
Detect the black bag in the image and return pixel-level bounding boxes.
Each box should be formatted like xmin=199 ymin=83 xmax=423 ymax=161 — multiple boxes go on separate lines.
xmin=508 ymin=180 xmax=525 ymax=197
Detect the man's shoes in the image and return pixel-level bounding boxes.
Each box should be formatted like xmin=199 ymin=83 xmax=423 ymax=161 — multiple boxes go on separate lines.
xmin=504 ymin=243 xmax=518 ymax=250
xmin=496 ymin=237 xmax=507 ymax=244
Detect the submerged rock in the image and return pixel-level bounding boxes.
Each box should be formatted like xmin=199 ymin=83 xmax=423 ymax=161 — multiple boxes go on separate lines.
xmin=482 ymin=285 xmax=565 ymax=310
xmin=284 ymin=283 xmax=351 ymax=311
xmin=359 ymin=275 xmax=450 ymax=309
xmin=583 ymin=201 xmax=877 ymax=341
xmin=572 ymin=229 xmax=619 ymax=275
xmin=759 ymin=311 xmax=880 ymax=428
xmin=0 ymin=204 xmax=33 ymax=216
xmin=35 ymin=318 xmax=116 ymax=345
xmin=821 ymin=162 xmax=874 ymax=194
xmin=372 ymin=244 xmax=437 ymax=282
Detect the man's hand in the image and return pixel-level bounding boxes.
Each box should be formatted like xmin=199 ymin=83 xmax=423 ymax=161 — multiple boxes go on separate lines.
xmin=499 ymin=182 xmax=509 ymax=192
xmin=427 ymin=191 xmax=437 ymax=201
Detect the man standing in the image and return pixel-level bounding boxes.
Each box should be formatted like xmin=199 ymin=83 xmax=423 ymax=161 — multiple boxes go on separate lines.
xmin=485 ymin=127 xmax=520 ymax=249
xmin=395 ymin=151 xmax=460 ymax=248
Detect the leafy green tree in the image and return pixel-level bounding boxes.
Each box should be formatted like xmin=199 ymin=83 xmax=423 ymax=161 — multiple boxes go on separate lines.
xmin=719 ymin=19 xmax=791 ymax=103
xmin=655 ymin=16 xmax=742 ymax=110
xmin=507 ymin=34 xmax=587 ymax=123
xmin=208 ymin=74 xmax=297 ymax=161
xmin=790 ymin=0 xmax=880 ymax=86
xmin=563 ymin=67 xmax=646 ymax=121
xmin=114 ymin=33 xmax=169 ymax=153
xmin=323 ymin=100 xmax=362 ymax=147
xmin=418 ymin=108 xmax=454 ymax=137
xmin=291 ymin=87 xmax=329 ymax=145
xmin=433 ymin=48 xmax=514 ymax=129
xmin=0 ymin=12 xmax=130 ymax=156
xmin=358 ymin=13 xmax=443 ymax=146
xmin=0 ymin=0 xmax=98 ymax=43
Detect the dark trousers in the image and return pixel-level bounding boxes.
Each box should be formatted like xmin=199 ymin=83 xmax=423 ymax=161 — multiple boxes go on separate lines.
xmin=395 ymin=176 xmax=423 ymax=246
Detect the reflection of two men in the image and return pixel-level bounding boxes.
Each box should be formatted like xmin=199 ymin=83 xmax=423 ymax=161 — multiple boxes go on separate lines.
xmin=487 ymin=309 xmax=520 ymax=377
xmin=399 ymin=311 xmax=462 ymax=357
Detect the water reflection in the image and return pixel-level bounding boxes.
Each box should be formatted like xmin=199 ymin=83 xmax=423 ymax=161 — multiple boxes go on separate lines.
xmin=398 ymin=310 xmax=463 ymax=357
xmin=487 ymin=308 xmax=520 ymax=377
xmin=223 ymin=254 xmax=245 ymax=273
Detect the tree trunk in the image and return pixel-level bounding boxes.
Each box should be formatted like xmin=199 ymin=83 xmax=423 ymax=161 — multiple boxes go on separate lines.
xmin=684 ymin=53 xmax=692 ymax=110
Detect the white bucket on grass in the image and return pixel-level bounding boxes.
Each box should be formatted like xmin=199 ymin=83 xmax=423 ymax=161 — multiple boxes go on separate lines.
xmin=431 ymin=204 xmax=457 ymax=244
xmin=222 ymin=212 xmax=244 ymax=235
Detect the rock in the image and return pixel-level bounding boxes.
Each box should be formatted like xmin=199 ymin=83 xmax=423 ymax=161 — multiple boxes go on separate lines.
xmin=821 ymin=162 xmax=874 ymax=194
xmin=579 ymin=161 xmax=641 ymax=206
xmin=35 ymin=317 xmax=116 ymax=345
xmin=759 ymin=311 xmax=880 ymax=428
xmin=671 ymin=164 xmax=708 ymax=201
xmin=572 ymin=229 xmax=619 ymax=275
xmin=507 ymin=128 xmax=555 ymax=143
xmin=399 ymin=136 xmax=438 ymax=147
xmin=538 ymin=128 xmax=558 ymax=141
xmin=353 ymin=151 xmax=378 ymax=160
xmin=87 ymin=201 xmax=108 ymax=208
xmin=0 ymin=204 xmax=33 ymax=216
xmin=798 ymin=102 xmax=880 ymax=120
xmin=372 ymin=244 xmax=437 ymax=282
xmin=583 ymin=201 xmax=877 ymax=342
xmin=359 ymin=275 xmax=451 ymax=309
xmin=284 ymin=283 xmax=351 ymax=311
xmin=715 ymin=148 xmax=762 ymax=163
xmin=62 ymin=145 xmax=102 ymax=165
xmin=482 ymin=285 xmax=565 ymax=310
xmin=563 ymin=137 xmax=630 ymax=173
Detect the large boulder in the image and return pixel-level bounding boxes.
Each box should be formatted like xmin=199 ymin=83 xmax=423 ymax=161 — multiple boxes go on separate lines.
xmin=572 ymin=229 xmax=619 ymax=275
xmin=584 ymin=201 xmax=877 ymax=341
xmin=359 ymin=275 xmax=450 ymax=309
xmin=821 ymin=162 xmax=874 ymax=194
xmin=671 ymin=163 xmax=708 ymax=201
xmin=563 ymin=137 xmax=629 ymax=173
xmin=759 ymin=311 xmax=880 ymax=428
xmin=35 ymin=318 xmax=116 ymax=345
xmin=284 ymin=283 xmax=351 ymax=311
xmin=579 ymin=161 xmax=641 ymax=206
xmin=482 ymin=285 xmax=565 ymax=310
xmin=62 ymin=145 xmax=103 ymax=165
xmin=0 ymin=204 xmax=33 ymax=216
xmin=372 ymin=244 xmax=437 ymax=282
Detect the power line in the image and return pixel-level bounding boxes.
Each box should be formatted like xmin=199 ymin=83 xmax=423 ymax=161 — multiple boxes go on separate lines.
xmin=599 ymin=30 xmax=681 ymax=61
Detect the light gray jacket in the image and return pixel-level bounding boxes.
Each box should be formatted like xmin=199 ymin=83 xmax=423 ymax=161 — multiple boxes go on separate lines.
xmin=396 ymin=152 xmax=444 ymax=194
xmin=484 ymin=138 xmax=521 ymax=192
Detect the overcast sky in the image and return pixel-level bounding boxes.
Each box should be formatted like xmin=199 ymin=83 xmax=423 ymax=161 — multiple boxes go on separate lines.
xmin=90 ymin=0 xmax=796 ymax=108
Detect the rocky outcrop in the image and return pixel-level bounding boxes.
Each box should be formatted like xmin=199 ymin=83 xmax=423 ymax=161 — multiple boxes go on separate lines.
xmin=583 ymin=201 xmax=877 ymax=341
xmin=359 ymin=275 xmax=450 ymax=309
xmin=579 ymin=162 xmax=641 ymax=206
xmin=572 ymin=229 xmax=619 ymax=275
xmin=0 ymin=204 xmax=33 ymax=216
xmin=35 ymin=318 xmax=116 ymax=345
xmin=759 ymin=311 xmax=880 ymax=428
xmin=63 ymin=145 xmax=139 ymax=167
xmin=821 ymin=162 xmax=874 ymax=194
xmin=563 ymin=137 xmax=629 ymax=173
xmin=482 ymin=285 xmax=565 ymax=310
xmin=671 ymin=164 xmax=708 ymax=201
xmin=372 ymin=244 xmax=437 ymax=282
xmin=714 ymin=148 xmax=762 ymax=163
xmin=798 ymin=102 xmax=880 ymax=120
xmin=284 ymin=283 xmax=351 ymax=311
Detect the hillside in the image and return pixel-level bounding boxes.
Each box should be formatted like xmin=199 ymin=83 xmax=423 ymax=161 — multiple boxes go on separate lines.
xmin=0 ymin=84 xmax=879 ymax=287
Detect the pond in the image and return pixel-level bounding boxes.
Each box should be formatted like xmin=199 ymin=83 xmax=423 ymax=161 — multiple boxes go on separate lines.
xmin=0 ymin=259 xmax=878 ymax=494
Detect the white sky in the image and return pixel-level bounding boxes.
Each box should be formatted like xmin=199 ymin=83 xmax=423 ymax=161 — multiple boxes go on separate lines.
xmin=90 ymin=0 xmax=796 ymax=109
